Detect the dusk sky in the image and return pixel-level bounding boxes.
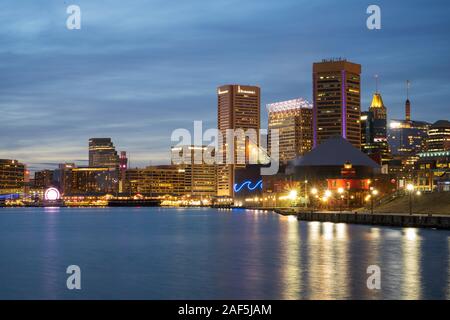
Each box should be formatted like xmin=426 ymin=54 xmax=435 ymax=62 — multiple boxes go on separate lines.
xmin=1 ymin=0 xmax=449 ymax=171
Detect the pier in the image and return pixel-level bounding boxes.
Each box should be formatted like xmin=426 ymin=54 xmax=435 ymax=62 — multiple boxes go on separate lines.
xmin=274 ymin=209 xmax=450 ymax=230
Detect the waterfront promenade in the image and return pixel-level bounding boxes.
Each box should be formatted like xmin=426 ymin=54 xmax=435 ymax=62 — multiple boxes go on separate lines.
xmin=274 ymin=208 xmax=450 ymax=230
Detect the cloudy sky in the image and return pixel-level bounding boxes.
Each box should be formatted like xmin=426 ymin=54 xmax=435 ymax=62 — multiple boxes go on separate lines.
xmin=1 ymin=0 xmax=449 ymax=171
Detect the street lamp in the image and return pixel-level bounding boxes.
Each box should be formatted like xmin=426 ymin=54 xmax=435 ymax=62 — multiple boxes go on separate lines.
xmin=304 ymin=180 xmax=309 ymax=209
xmin=406 ymin=183 xmax=414 ymax=215
xmin=370 ymin=189 xmax=378 ymax=214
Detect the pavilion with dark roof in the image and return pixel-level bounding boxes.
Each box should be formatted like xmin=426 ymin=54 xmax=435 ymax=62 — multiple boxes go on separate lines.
xmin=260 ymin=137 xmax=383 ymax=208
xmin=286 ymin=136 xmax=380 ymax=180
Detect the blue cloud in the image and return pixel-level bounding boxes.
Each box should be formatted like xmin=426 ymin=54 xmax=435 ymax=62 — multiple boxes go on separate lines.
xmin=0 ymin=0 xmax=449 ymax=169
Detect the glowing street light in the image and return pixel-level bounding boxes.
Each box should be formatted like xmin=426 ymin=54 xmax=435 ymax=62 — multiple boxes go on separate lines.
xmin=370 ymin=189 xmax=378 ymax=214
xmin=304 ymin=180 xmax=309 ymax=209
xmin=288 ymin=190 xmax=298 ymax=201
xmin=311 ymin=188 xmax=318 ymax=196
xmin=325 ymin=190 xmax=332 ymax=198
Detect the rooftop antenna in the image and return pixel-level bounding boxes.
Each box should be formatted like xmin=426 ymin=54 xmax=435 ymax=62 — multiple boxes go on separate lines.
xmin=405 ymin=80 xmax=411 ymax=121
xmin=375 ymin=74 xmax=379 ymax=93
xmin=406 ymin=80 xmax=411 ymax=100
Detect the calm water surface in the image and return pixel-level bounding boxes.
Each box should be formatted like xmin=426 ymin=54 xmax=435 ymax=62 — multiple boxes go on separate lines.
xmin=0 ymin=207 xmax=449 ymax=299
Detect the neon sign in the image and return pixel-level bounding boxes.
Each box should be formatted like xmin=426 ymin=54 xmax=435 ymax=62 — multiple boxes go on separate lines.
xmin=238 ymin=86 xmax=256 ymax=95
xmin=234 ymin=179 xmax=263 ymax=193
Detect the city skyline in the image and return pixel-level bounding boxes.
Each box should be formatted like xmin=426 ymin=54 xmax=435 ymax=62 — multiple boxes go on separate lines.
xmin=1 ymin=0 xmax=450 ymax=171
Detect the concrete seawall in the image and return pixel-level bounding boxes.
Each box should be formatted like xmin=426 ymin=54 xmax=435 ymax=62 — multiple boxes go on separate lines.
xmin=277 ymin=211 xmax=450 ymax=230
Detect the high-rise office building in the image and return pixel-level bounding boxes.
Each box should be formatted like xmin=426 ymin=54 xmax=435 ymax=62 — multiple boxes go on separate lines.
xmin=267 ymin=98 xmax=313 ymax=164
xmin=360 ymin=111 xmax=372 ymax=153
xmin=313 ymin=59 xmax=362 ymax=148
xmin=88 ymin=138 xmax=119 ymax=169
xmin=388 ymin=87 xmax=430 ymax=158
xmin=217 ymin=84 xmax=260 ymax=197
xmin=361 ymin=92 xmax=390 ymax=164
xmin=388 ymin=120 xmax=430 ymax=156
xmin=427 ymin=120 xmax=450 ymax=152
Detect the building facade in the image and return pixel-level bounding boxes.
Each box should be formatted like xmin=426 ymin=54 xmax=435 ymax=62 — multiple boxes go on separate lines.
xmin=267 ymin=98 xmax=313 ymax=164
xmin=313 ymin=59 xmax=362 ymax=148
xmin=62 ymin=166 xmax=118 ymax=195
xmin=34 ymin=170 xmax=54 ymax=189
xmin=388 ymin=120 xmax=430 ymax=156
xmin=216 ymin=84 xmax=261 ymax=197
xmin=125 ymin=165 xmax=185 ymax=197
xmin=427 ymin=120 xmax=450 ymax=152
xmin=416 ymin=150 xmax=450 ymax=191
xmin=171 ymin=145 xmax=217 ymax=198
xmin=89 ymin=138 xmax=120 ymax=168
xmin=361 ymin=92 xmax=390 ymax=164
xmin=0 ymin=159 xmax=25 ymax=194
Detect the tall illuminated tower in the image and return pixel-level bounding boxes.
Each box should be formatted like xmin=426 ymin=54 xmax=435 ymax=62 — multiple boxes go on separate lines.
xmin=361 ymin=82 xmax=390 ymax=164
xmin=313 ymin=59 xmax=361 ymax=148
xmin=217 ymin=85 xmax=260 ymax=197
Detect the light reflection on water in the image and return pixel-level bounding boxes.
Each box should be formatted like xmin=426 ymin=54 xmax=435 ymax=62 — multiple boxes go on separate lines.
xmin=306 ymin=222 xmax=350 ymax=299
xmin=402 ymin=228 xmax=421 ymax=300
xmin=448 ymin=238 xmax=450 ymax=300
xmin=280 ymin=215 xmax=301 ymax=299
xmin=0 ymin=207 xmax=449 ymax=299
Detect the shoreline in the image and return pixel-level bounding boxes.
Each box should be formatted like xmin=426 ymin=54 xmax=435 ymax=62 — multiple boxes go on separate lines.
xmin=2 ymin=205 xmax=450 ymax=230
xmin=274 ymin=209 xmax=450 ymax=230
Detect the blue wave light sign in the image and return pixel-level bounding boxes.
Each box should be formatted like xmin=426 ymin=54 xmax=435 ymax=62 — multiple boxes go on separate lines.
xmin=233 ymin=179 xmax=263 ymax=193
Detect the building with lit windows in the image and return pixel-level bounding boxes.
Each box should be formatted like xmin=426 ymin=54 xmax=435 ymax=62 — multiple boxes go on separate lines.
xmin=426 ymin=120 xmax=450 ymax=152
xmin=388 ymin=119 xmax=430 ymax=156
xmin=34 ymin=170 xmax=54 ymax=189
xmin=361 ymin=92 xmax=390 ymax=164
xmin=171 ymin=145 xmax=216 ymax=198
xmin=313 ymin=59 xmax=362 ymax=148
xmin=62 ymin=166 xmax=118 ymax=195
xmin=89 ymin=138 xmax=120 ymax=169
xmin=216 ymin=84 xmax=260 ymax=197
xmin=387 ymin=85 xmax=430 ymax=158
xmin=416 ymin=150 xmax=450 ymax=191
xmin=0 ymin=159 xmax=25 ymax=194
xmin=125 ymin=165 xmax=185 ymax=197
xmin=267 ymin=98 xmax=313 ymax=164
